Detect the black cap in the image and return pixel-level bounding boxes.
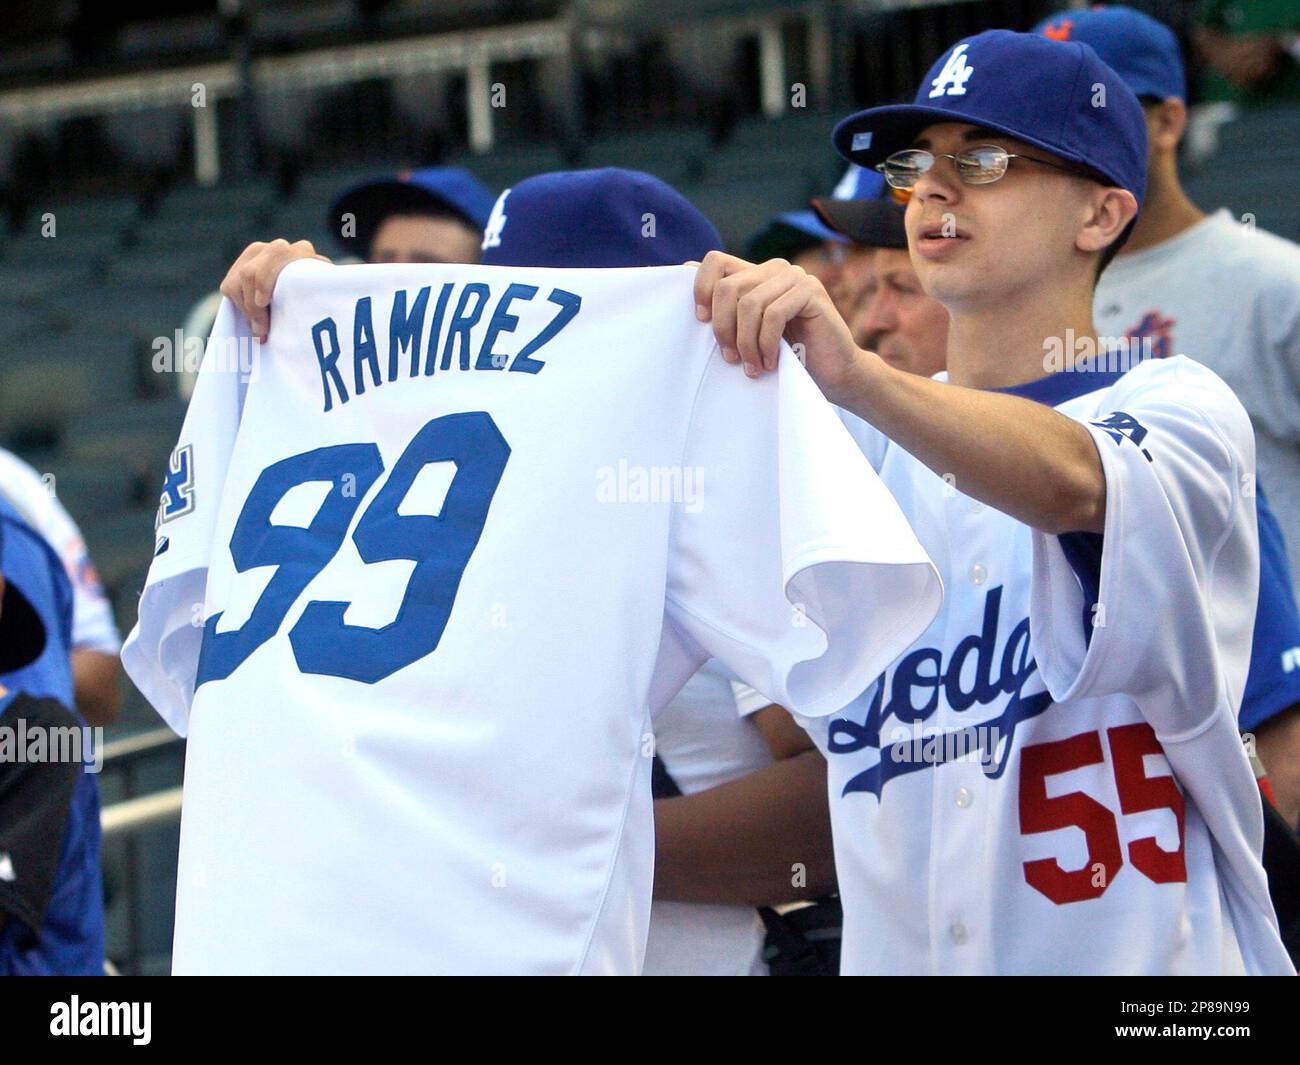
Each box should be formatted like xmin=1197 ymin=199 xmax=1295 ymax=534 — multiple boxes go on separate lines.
xmin=0 ymin=522 xmax=47 ymax=674
xmin=811 ymin=196 xmax=908 ymax=250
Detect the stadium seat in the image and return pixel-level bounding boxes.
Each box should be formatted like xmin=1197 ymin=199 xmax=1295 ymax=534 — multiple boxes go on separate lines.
xmin=23 ymin=195 xmax=141 ymax=235
xmin=0 ymin=331 xmax=139 ymax=436
xmin=150 ymin=178 xmax=277 ymax=222
xmin=687 ymin=173 xmax=820 ymax=251
xmin=63 ymin=398 xmax=185 ymax=466
xmin=104 ymin=245 xmax=231 ymax=289
xmin=4 ymin=229 xmax=125 ymax=266
xmin=0 ymin=263 xmax=99 ymax=304
xmin=83 ymin=505 xmax=158 ymax=595
xmin=46 ymin=457 xmax=146 ymax=526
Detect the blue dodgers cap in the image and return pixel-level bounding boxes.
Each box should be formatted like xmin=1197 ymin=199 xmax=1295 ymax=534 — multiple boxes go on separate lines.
xmin=832 ymin=29 xmax=1148 ymax=208
xmin=329 ymin=166 xmax=497 ymax=258
xmin=480 ymin=168 xmax=723 ymax=268
xmin=1035 ymin=5 xmax=1186 ymax=102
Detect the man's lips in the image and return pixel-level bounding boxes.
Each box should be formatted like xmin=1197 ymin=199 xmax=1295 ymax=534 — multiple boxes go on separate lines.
xmin=916 ymin=219 xmax=969 ymax=241
xmin=913 ymin=219 xmax=970 ymax=258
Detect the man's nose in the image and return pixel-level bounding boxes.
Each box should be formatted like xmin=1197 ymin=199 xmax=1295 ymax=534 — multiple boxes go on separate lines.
xmin=910 ymin=155 xmax=962 ymax=206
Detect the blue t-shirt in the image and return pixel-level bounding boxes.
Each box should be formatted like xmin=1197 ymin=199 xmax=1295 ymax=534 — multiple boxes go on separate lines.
xmin=1240 ymin=485 xmax=1300 ymax=732
xmin=0 ymin=498 xmax=104 ymax=976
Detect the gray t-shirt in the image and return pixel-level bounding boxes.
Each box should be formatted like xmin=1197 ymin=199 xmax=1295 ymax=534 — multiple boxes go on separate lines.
xmin=1096 ymin=209 xmax=1300 ymax=595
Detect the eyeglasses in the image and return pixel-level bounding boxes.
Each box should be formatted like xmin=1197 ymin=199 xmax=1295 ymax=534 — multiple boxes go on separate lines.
xmin=876 ymin=146 xmax=1087 ymax=191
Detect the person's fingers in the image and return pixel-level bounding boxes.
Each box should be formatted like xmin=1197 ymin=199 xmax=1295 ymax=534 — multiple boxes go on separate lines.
xmin=219 ymin=241 xmax=265 ymax=309
xmin=734 ymin=269 xmax=805 ymax=372
xmin=758 ymin=279 xmax=823 ymax=370
xmin=711 ymin=258 xmax=792 ymax=371
xmin=692 ymin=250 xmax=748 ymax=324
xmin=253 ymin=239 xmax=319 ymax=340
xmin=239 ymin=257 xmax=264 ymax=339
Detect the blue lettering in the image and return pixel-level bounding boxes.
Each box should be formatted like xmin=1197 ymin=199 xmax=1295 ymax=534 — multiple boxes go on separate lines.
xmin=353 ymin=296 xmax=381 ymax=395
xmin=511 ymin=287 xmax=581 ymax=374
xmin=439 ymin=283 xmax=491 ymax=372
xmin=422 ymin=283 xmax=454 ymax=376
xmin=389 ymin=286 xmax=430 ymax=380
xmin=311 ymin=317 xmax=348 ymax=412
xmin=476 ymin=283 xmax=539 ymax=370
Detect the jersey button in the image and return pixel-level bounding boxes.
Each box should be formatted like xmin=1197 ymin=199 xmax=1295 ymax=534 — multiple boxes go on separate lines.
xmin=949 ymin=921 xmax=969 ymax=945
xmin=955 ymin=786 xmax=972 ymax=808
xmin=970 ymin=563 xmax=987 ymax=586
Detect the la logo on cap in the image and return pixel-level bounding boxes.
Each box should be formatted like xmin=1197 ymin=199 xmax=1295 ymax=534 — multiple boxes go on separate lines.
xmin=929 ymin=43 xmax=974 ymax=98
xmin=482 ymin=188 xmax=510 ymax=250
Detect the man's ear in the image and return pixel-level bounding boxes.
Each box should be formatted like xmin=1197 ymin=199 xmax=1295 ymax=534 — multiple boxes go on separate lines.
xmin=1145 ymin=96 xmax=1188 ymax=154
xmin=1076 ymin=186 xmax=1139 ymax=255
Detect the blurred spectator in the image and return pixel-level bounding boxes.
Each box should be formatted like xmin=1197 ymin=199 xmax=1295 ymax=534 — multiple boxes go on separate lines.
xmin=0 ymin=452 xmax=122 ymax=727
xmin=0 ymin=499 xmax=105 ymax=976
xmin=179 ymin=165 xmax=495 ymax=399
xmin=812 ymin=184 xmax=947 ymax=379
xmin=1196 ymin=0 xmax=1300 ymax=104
xmin=746 ymin=207 xmax=848 ymax=287
xmin=327 ymin=166 xmax=495 ymax=264
xmin=747 ymin=166 xmax=886 ymax=329
xmin=1033 ymin=8 xmax=1300 ymax=955
xmin=1037 ymin=8 xmax=1300 ymax=603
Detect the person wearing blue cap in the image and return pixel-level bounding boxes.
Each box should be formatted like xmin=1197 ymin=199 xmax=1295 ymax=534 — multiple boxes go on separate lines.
xmin=1036 ymin=5 xmax=1300 ymax=961
xmin=212 ymin=166 xmax=496 ymax=346
xmin=483 ymin=167 xmax=842 ymax=977
xmin=744 ymin=166 xmax=879 ymax=301
xmin=1040 ymin=7 xmax=1300 ymax=604
xmin=329 ymin=166 xmax=497 ymax=265
xmin=694 ymin=28 xmax=1293 ymax=974
xmin=0 ymin=498 xmax=105 ymax=976
xmin=811 ymin=174 xmax=949 ymax=379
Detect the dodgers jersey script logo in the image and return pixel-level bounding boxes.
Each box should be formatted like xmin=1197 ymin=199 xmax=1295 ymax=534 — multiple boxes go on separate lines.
xmin=122 ymin=260 xmax=940 ymax=975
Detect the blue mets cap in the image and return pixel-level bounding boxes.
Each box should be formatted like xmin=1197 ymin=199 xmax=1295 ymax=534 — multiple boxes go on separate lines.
xmin=480 ymin=168 xmax=723 ymax=268
xmin=1035 ymin=5 xmax=1186 ymax=102
xmin=330 ymin=166 xmax=497 ymax=258
xmin=832 ymin=29 xmax=1148 ymax=208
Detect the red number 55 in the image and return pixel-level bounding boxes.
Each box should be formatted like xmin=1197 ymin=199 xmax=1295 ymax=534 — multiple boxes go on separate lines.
xmin=1019 ymin=723 xmax=1186 ymax=905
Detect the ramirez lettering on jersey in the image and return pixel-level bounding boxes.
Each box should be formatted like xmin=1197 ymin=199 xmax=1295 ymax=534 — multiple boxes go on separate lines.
xmin=310 ymin=281 xmax=582 ymax=412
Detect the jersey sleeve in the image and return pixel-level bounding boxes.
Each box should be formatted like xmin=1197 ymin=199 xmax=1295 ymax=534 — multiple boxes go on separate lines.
xmin=665 ymin=344 xmax=941 ymax=718
xmin=120 ymin=300 xmax=250 ymax=736
xmin=1029 ymin=357 xmax=1258 ymax=736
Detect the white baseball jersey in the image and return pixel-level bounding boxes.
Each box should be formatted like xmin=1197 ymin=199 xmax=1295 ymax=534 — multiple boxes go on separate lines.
xmin=122 ymin=260 xmax=940 ymax=975
xmin=0 ymin=449 xmax=121 ymax=655
xmin=806 ymin=356 xmax=1293 ymax=975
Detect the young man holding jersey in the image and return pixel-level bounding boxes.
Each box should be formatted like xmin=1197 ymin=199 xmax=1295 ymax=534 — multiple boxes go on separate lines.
xmin=693 ymin=29 xmax=1292 ymax=974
